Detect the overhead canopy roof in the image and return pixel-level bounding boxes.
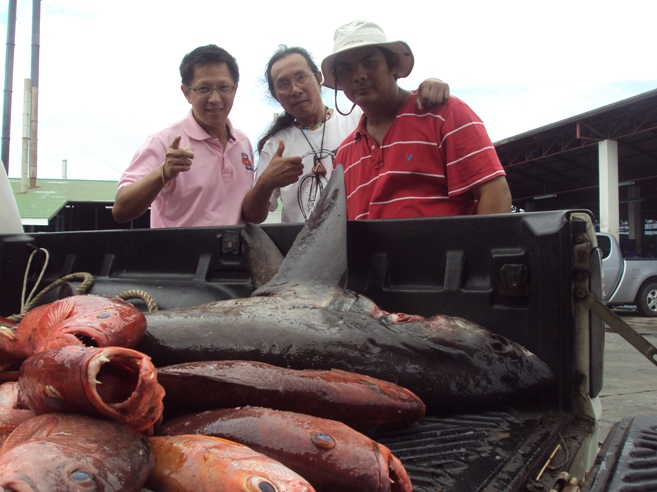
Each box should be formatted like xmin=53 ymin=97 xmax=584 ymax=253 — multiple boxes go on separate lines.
xmin=495 ymin=88 xmax=657 ymax=223
xmin=10 ymin=179 xmax=117 ymax=225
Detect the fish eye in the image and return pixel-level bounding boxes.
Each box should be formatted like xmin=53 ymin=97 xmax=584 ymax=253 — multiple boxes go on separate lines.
xmin=97 ymin=313 xmax=112 ymax=319
xmin=245 ymin=476 xmax=279 ymax=492
xmin=310 ymin=432 xmax=336 ymax=450
xmin=70 ymin=469 xmax=94 ymax=483
xmin=70 ymin=470 xmax=90 ymax=481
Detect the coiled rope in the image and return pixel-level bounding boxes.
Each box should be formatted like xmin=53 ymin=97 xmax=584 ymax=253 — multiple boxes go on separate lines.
xmin=5 ymin=247 xmax=159 ymax=323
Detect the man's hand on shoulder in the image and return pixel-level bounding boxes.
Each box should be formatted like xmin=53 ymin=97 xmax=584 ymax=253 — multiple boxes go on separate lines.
xmin=416 ymin=78 xmax=450 ymax=111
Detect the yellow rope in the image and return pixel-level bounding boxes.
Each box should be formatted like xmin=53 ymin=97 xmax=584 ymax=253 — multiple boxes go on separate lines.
xmin=7 ymin=272 xmax=95 ymax=323
xmin=113 ymin=289 xmax=159 ymax=312
xmin=6 ymin=247 xmax=160 ymax=321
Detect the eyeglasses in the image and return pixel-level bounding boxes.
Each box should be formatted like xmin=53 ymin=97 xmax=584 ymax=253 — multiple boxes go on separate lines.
xmin=188 ymin=84 xmax=236 ymax=96
xmin=273 ymin=72 xmax=315 ymax=95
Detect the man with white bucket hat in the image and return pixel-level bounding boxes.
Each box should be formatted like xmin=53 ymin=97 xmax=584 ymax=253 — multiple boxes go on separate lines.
xmin=322 ymin=20 xmax=512 ymax=220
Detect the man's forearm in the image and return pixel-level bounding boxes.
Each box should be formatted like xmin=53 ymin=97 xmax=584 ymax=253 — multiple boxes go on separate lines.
xmin=475 ymin=177 xmax=512 ymax=215
xmin=242 ymin=181 xmax=275 ymax=224
xmin=112 ymin=168 xmax=164 ymax=223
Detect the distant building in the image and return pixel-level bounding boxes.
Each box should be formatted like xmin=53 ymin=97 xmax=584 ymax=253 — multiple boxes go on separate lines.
xmin=7 ymin=178 xmax=282 ymax=231
xmin=8 ymin=178 xmax=149 ymax=232
xmin=496 ymin=87 xmax=657 ymax=256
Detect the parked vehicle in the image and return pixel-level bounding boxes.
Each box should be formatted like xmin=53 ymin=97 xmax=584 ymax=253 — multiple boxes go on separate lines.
xmin=597 ymin=232 xmax=657 ymax=316
xmin=1 ymin=210 xmax=656 ymax=491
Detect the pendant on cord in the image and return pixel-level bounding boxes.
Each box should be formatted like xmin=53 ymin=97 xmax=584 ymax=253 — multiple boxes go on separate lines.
xmin=312 ymin=156 xmax=327 ymax=176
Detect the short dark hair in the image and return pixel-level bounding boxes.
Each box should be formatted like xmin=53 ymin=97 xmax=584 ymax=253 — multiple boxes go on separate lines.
xmin=257 ymin=45 xmax=320 ymax=153
xmin=179 ymin=45 xmax=240 ymax=86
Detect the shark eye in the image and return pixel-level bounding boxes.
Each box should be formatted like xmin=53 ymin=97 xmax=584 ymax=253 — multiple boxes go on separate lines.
xmin=245 ymin=476 xmax=278 ymax=492
xmin=489 ymin=334 xmax=511 ymax=352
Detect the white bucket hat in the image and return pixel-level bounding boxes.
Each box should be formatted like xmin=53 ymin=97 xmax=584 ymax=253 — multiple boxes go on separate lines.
xmin=321 ymin=20 xmax=414 ymax=90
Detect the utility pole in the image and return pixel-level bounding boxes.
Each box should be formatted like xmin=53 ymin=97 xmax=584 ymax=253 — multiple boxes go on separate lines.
xmin=29 ymin=0 xmax=41 ymax=188
xmin=1 ymin=0 xmax=17 ymax=173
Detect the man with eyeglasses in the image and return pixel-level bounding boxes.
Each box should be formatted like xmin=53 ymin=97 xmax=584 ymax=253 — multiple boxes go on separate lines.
xmin=324 ymin=21 xmax=512 ymax=220
xmin=112 ymin=44 xmax=255 ymax=228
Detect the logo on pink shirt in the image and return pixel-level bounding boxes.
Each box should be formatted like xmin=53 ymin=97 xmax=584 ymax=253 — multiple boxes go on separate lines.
xmin=241 ymin=153 xmax=254 ymax=172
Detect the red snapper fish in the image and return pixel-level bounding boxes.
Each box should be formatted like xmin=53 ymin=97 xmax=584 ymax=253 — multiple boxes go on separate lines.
xmin=0 ymin=413 xmax=154 ymax=491
xmin=0 ymin=382 xmax=35 ymax=447
xmin=147 ymin=434 xmax=316 ymax=492
xmin=16 ymin=294 xmax=147 ymax=355
xmin=17 ymin=345 xmax=165 ymax=434
xmin=158 ymin=406 xmax=413 ymax=492
xmin=157 ymin=360 xmax=426 ymax=430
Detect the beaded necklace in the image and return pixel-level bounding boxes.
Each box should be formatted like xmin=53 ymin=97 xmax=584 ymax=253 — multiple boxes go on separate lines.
xmin=296 ymin=107 xmax=330 ymax=176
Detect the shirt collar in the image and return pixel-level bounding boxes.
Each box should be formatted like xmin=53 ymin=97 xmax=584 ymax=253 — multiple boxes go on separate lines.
xmin=351 ymin=92 xmax=418 ymax=142
xmin=181 ymin=109 xmax=238 ymax=142
xmin=353 ymin=112 xmax=368 ymax=141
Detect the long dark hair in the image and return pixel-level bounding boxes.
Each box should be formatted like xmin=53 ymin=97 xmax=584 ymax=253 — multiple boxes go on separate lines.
xmin=257 ymin=45 xmax=320 ymax=154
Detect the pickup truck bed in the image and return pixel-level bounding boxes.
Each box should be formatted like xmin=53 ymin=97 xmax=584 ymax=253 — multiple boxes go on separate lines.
xmin=0 ymin=210 xmax=604 ymax=491
xmin=376 ymin=411 xmax=582 ymax=490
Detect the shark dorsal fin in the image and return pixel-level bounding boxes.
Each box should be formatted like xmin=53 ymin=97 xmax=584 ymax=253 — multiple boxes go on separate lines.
xmin=253 ymin=165 xmax=347 ymax=296
xmin=241 ymin=223 xmax=285 ymax=289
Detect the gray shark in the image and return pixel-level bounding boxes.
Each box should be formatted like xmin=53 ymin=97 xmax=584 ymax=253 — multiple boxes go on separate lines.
xmin=137 ymin=166 xmax=554 ymax=413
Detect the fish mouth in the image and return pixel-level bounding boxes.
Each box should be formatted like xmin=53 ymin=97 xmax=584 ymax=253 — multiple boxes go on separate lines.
xmin=75 ymin=332 xmax=99 ymax=347
xmin=388 ymin=455 xmax=413 ymax=492
xmin=375 ymin=443 xmax=413 ymax=492
xmin=0 ymin=326 xmax=17 ymax=341
xmin=87 ymin=350 xmax=141 ymax=405
xmin=40 ymin=328 xmax=105 ymax=352
xmin=84 ymin=347 xmax=164 ymax=433
xmin=0 ymin=473 xmax=40 ymax=492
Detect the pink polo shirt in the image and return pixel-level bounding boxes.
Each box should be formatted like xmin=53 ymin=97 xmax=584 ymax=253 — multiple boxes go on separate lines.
xmin=118 ymin=110 xmax=255 ymax=228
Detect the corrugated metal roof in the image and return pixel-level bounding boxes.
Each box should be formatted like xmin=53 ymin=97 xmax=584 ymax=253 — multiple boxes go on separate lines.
xmin=9 ymin=178 xmax=117 ymax=222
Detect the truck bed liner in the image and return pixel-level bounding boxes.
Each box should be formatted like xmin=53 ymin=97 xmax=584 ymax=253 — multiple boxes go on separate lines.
xmin=375 ymin=411 xmax=570 ymax=491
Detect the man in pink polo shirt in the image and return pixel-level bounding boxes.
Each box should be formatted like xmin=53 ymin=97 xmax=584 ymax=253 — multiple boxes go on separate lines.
xmin=112 ymin=45 xmax=255 ymax=228
xmin=323 ymin=21 xmax=512 ymax=221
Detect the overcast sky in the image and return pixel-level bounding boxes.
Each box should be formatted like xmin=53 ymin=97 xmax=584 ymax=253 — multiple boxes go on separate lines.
xmin=0 ymin=0 xmax=655 ymax=181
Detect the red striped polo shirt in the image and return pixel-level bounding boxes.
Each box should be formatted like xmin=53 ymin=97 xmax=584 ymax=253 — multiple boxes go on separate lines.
xmin=334 ymin=93 xmax=506 ymax=220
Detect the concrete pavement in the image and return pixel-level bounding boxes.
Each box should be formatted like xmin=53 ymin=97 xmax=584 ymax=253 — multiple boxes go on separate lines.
xmin=597 ymin=309 xmax=657 ymax=444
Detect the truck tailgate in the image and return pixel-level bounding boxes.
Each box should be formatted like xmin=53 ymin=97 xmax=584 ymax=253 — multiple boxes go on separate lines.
xmin=582 ymin=415 xmax=657 ymax=492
